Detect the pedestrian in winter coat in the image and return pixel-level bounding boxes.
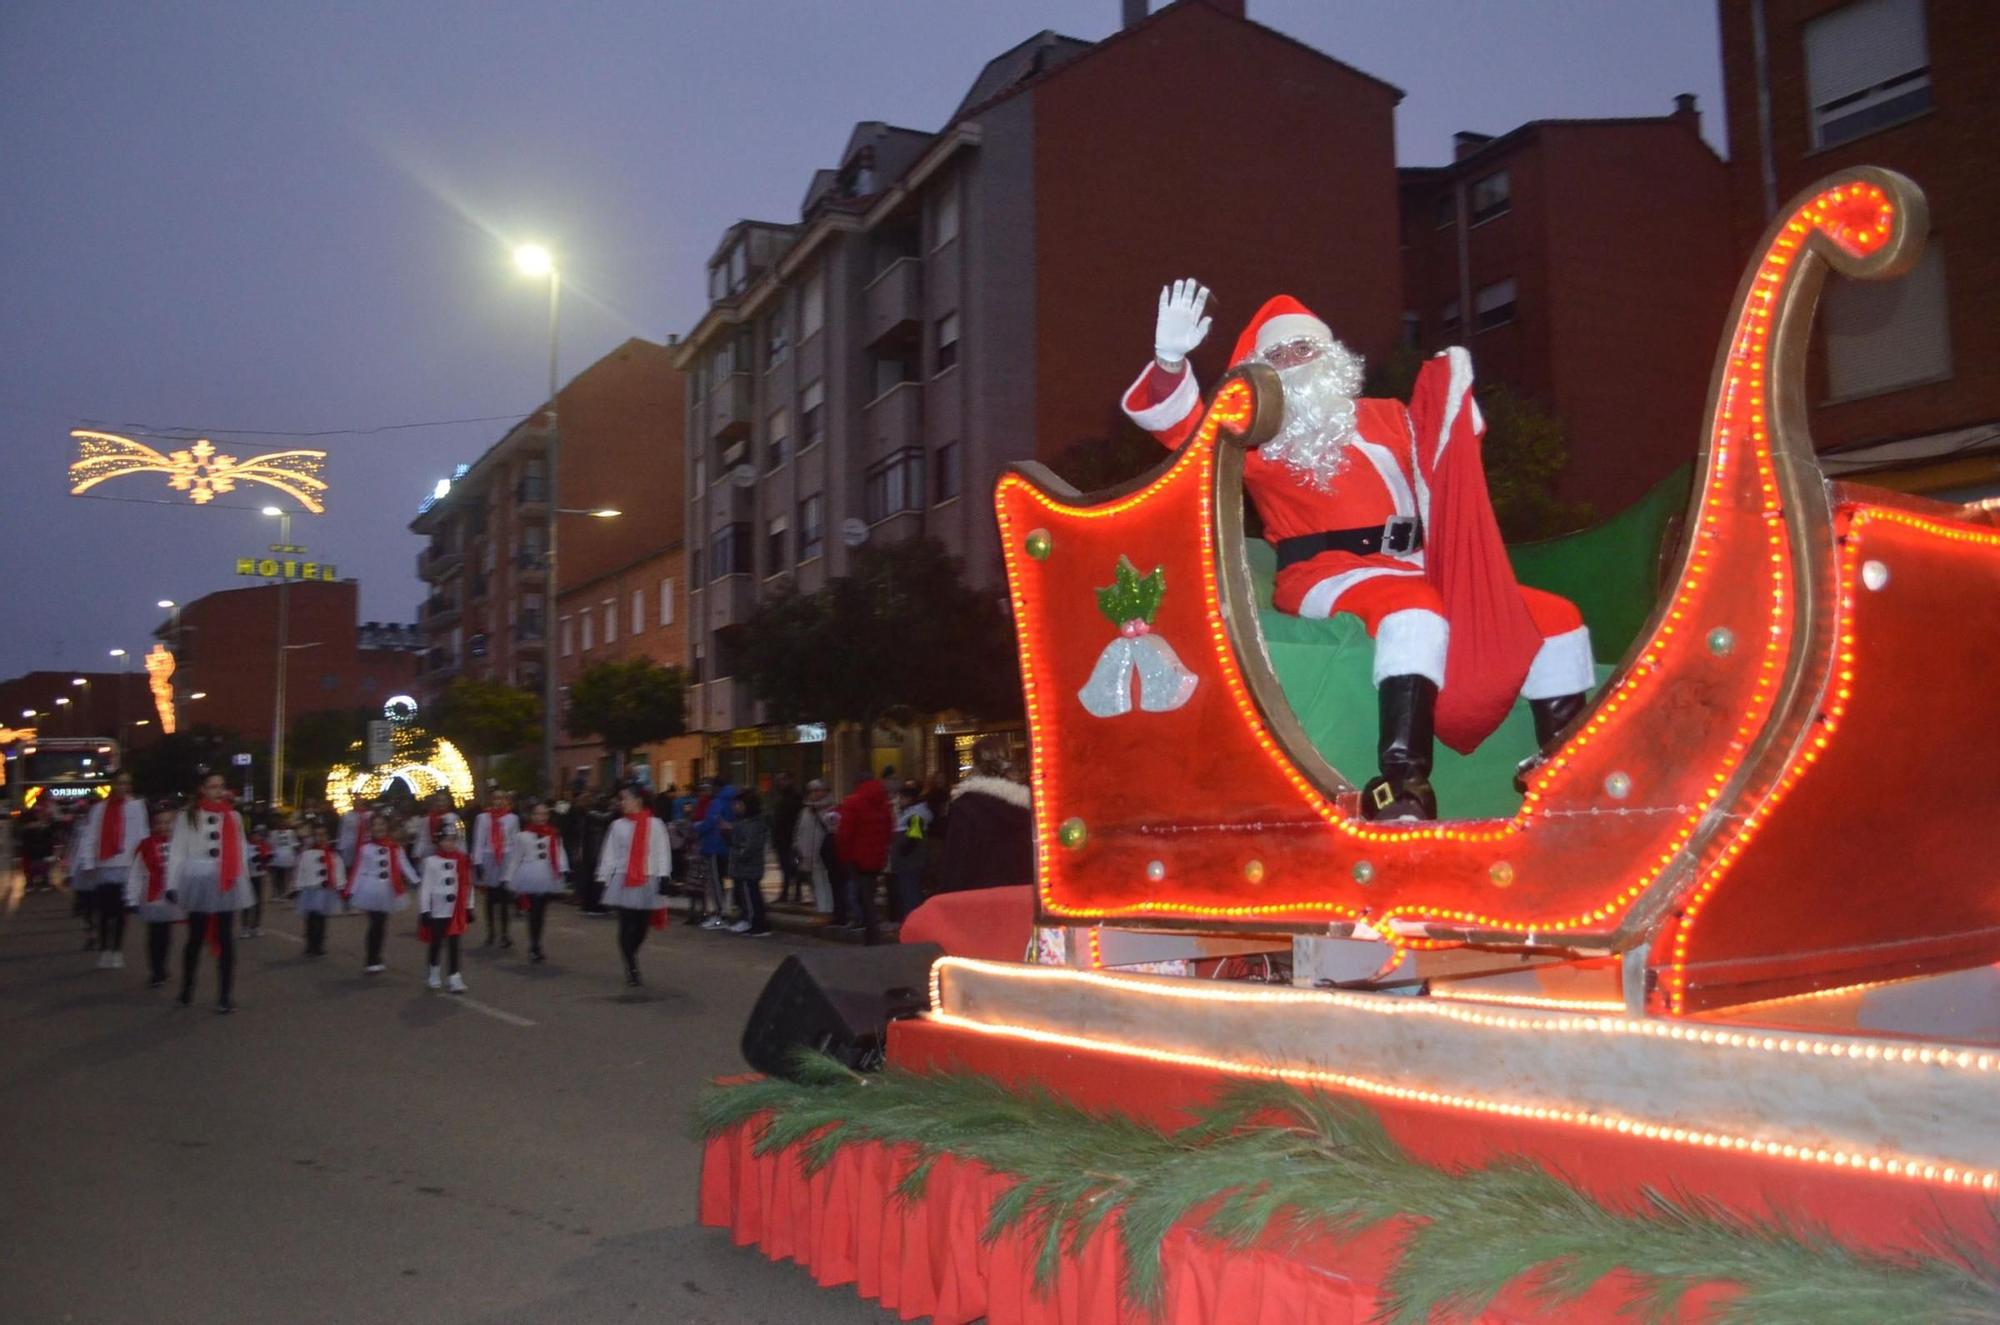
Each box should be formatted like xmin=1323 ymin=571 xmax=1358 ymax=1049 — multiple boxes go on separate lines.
xmin=834 ymin=772 xmax=892 ymax=942
xmin=937 ymin=740 xmax=1035 ymax=893
xmin=695 ymin=780 xmax=737 ymax=929
xmin=793 ymin=780 xmax=837 ymax=915
xmin=726 ymin=792 xmax=771 ymax=936
xmin=768 ymin=774 xmax=804 ymax=904
xmin=889 ymin=781 xmax=933 ymax=921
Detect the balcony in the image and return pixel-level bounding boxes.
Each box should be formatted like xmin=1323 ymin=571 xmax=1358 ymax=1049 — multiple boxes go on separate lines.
xmin=515 ymin=550 xmax=548 ymax=582
xmin=703 ymin=573 xmax=758 ymax=631
xmin=514 ymin=615 xmax=547 ymax=652
xmin=419 ymin=648 xmax=459 ymax=680
xmin=708 ymin=372 xmax=753 ymax=443
xmin=863 ymin=257 xmax=921 ymax=347
xmin=515 ymin=477 xmax=550 ymax=517
xmin=693 ymin=677 xmax=754 ymax=732
xmin=862 ymin=380 xmax=922 ymax=462
xmin=467 ymin=573 xmax=490 ymax=602
xmin=417 ymin=543 xmax=462 ymax=582
xmin=421 ymin=594 xmax=461 ymax=627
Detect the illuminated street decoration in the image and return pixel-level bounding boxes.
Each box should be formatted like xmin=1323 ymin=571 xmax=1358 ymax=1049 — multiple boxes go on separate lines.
xmin=144 ymin=644 xmax=177 ymax=734
xmin=69 ymin=431 xmax=329 ymax=513
xmin=324 ymin=713 xmax=473 ymax=813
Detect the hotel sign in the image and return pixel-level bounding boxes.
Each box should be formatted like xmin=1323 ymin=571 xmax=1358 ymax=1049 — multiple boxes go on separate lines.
xmin=236 ymin=556 xmax=337 ymax=581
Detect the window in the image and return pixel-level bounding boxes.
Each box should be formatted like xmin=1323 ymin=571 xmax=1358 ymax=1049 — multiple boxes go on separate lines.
xmin=1823 ymin=242 xmax=1951 ymax=400
xmin=709 ymin=522 xmax=753 ymax=577
xmin=935 ymin=311 xmax=960 ymax=374
xmin=864 ymin=448 xmax=925 ymax=523
xmin=934 ymin=184 xmax=960 ymax=247
xmin=765 ymin=311 xmax=789 ymax=368
xmin=1402 ymin=311 xmax=1421 ymax=349
xmin=560 ymin=615 xmax=574 ymax=657
xmin=708 ymin=264 xmax=729 ymax=303
xmin=1440 ymin=299 xmax=1462 ymax=339
xmin=692 ymin=649 xmax=705 ymax=684
xmin=1805 ymin=0 xmax=1930 ymax=149
xmin=1432 ymin=192 xmax=1455 ymax=229
xmin=693 ymin=454 xmax=706 ymax=490
xmin=581 ymin=612 xmax=594 ymax=651
xmin=935 ymin=441 xmax=961 ymax=502
xmin=631 ymin=589 xmax=644 ymax=635
xmin=691 ymin=548 xmax=703 ymax=586
xmin=798 ymin=494 xmax=825 ymax=561
xmin=766 ymin=408 xmax=790 ymax=471
xmin=602 ymin=598 xmax=616 ymax=645
xmin=1474 ymin=278 xmax=1518 ymax=332
xmin=1468 ymin=170 xmax=1510 ymax=225
xmin=800 ymin=268 xmax=825 ymax=339
xmin=800 ymin=380 xmax=825 ymax=449
xmin=729 ymin=241 xmax=748 ymax=292
xmin=659 ymin=577 xmax=675 ymax=627
xmin=766 ymin=515 xmax=789 ymax=571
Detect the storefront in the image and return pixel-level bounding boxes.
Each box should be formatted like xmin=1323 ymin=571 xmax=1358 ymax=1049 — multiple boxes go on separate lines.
xmin=705 ymin=723 xmax=827 ymax=791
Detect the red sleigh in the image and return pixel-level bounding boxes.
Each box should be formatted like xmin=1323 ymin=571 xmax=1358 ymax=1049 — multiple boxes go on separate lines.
xmin=992 ymin=167 xmax=2000 ymax=1017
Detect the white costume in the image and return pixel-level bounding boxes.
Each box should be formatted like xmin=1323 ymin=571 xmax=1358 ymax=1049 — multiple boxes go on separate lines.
xmin=347 ymin=839 xmax=415 ymax=913
xmin=504 ymin=828 xmax=569 ymax=896
xmin=471 ymin=810 xmax=520 ymax=885
xmin=417 ymin=854 xmax=474 ymax=929
xmin=165 ymin=805 xmax=255 ymax=914
xmin=412 ymin=810 xmax=463 ymax=861
xmin=125 ymin=836 xmax=183 ymax=923
xmin=593 ymin=814 xmax=671 ymax=910
xmin=70 ymin=795 xmax=149 ymax=887
xmin=294 ymin=846 xmax=347 ymax=917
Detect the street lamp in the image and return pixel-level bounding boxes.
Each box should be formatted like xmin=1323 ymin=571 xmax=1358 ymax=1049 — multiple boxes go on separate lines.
xmin=189 ymin=692 xmax=207 ymax=701
xmin=263 ymin=505 xmax=295 ymax=807
xmin=515 ymin=242 xmax=562 ymax=794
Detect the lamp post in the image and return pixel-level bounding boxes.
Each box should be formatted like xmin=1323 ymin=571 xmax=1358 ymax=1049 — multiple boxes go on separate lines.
xmin=108 ymin=649 xmax=127 ymax=747
xmin=264 ymin=506 xmax=292 ymax=807
xmin=515 ymin=243 xmax=561 ymax=794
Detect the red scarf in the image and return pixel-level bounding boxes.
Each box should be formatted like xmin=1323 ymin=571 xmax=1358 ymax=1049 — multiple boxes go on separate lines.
xmin=526 ymin=822 xmax=562 ymax=859
xmin=424 ymin=849 xmax=473 ymax=939
xmin=316 ymin=845 xmax=340 ymax=888
xmin=370 ymin=837 xmax=407 ymax=896
xmin=98 ymin=795 xmax=127 ymax=860
xmin=137 ymin=834 xmax=168 ymax=902
xmin=198 ymin=800 xmax=243 ymax=893
xmin=623 ymin=812 xmax=652 ymax=889
xmin=487 ymin=812 xmax=508 ymax=864
xmin=427 ymin=810 xmax=450 ymax=849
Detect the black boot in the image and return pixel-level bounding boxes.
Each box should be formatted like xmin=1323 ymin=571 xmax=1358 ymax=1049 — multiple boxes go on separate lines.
xmin=1361 ymin=675 xmax=1439 ymax=822
xmin=1513 ymin=692 xmax=1590 ymax=793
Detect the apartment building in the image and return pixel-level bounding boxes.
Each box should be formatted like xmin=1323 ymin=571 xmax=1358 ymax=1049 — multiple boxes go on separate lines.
xmin=674 ymin=0 xmax=1405 ymax=769
xmin=411 ymin=339 xmax=686 ymax=730
xmin=1719 ymin=0 xmax=1999 ymax=498
xmin=1398 ymin=100 xmax=1737 ymax=515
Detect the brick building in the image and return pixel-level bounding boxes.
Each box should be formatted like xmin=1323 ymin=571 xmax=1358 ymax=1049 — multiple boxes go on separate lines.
xmin=411 ymin=338 xmax=686 ymax=706
xmin=0 ymin=671 xmax=156 ymax=751
xmin=1719 ymin=0 xmax=2000 ymax=497
xmin=555 ymin=542 xmax=702 ymax=792
xmin=674 ymin=0 xmax=1404 ymax=775
xmin=153 ymin=580 xmax=420 ymax=746
xmin=1399 ymin=101 xmax=1737 ymax=514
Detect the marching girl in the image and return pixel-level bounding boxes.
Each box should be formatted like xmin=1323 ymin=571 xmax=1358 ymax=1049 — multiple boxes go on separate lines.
xmin=470 ymin=790 xmax=519 ymax=949
xmin=593 ymin=783 xmax=671 ymax=988
xmin=336 ymin=803 xmax=365 ymax=871
xmin=346 ymin=810 xmax=415 ymax=974
xmin=71 ymin=771 xmax=148 ymax=969
xmin=417 ymin=819 xmax=474 ymax=993
xmin=268 ymin=814 xmax=299 ymax=898
xmin=165 ymin=772 xmax=255 ymax=1013
xmin=292 ymin=817 xmax=345 ymax=957
xmin=124 ymin=806 xmax=181 ymax=988
xmin=412 ymin=791 xmax=462 ymax=861
xmin=504 ymin=799 xmax=568 ymax=964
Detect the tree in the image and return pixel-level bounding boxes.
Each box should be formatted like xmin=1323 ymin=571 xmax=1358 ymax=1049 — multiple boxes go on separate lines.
xmin=565 ymin=657 xmax=688 ymax=761
xmin=285 ymin=707 xmax=373 ymax=786
xmin=1048 ymin=427 xmax=1163 ymax=494
xmin=431 ymin=677 xmax=541 ymax=760
xmin=737 ymin=536 xmax=1022 ymax=737
xmin=129 ymin=723 xmax=243 ymax=800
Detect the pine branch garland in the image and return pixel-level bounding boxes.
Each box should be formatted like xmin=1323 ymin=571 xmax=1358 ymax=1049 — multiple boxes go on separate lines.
xmin=694 ymin=1054 xmax=2000 ymax=1324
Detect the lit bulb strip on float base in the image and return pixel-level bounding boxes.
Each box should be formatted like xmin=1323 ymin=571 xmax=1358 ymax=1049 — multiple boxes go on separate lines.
xmin=993 ymin=170 xmax=1993 ymax=1011
xmin=924 ymin=958 xmax=2000 ymax=1192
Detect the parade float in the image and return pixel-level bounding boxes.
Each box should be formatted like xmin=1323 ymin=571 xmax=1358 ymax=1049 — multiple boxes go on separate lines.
xmin=699 ymin=167 xmax=2000 ymax=1322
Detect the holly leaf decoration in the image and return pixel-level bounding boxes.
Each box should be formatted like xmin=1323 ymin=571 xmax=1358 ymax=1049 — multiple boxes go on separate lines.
xmin=1094 ymin=556 xmax=1167 ymax=626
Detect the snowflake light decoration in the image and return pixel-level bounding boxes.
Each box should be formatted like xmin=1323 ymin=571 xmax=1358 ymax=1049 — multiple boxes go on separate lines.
xmin=69 ymin=430 xmax=328 ymax=513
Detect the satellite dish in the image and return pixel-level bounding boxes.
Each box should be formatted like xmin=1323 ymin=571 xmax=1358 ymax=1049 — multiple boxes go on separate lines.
xmin=728 ymin=464 xmax=757 ymax=489
xmin=840 ymin=517 xmax=870 ymax=549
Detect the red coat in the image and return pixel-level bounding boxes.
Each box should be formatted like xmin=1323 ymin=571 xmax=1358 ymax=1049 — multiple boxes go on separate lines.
xmin=834 ymin=779 xmax=892 ymax=872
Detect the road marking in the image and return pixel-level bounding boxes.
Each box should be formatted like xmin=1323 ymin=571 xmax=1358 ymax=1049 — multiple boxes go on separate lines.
xmin=456 ymin=996 xmax=536 ymax=1027
xmin=262 ymin=930 xmax=303 ymax=945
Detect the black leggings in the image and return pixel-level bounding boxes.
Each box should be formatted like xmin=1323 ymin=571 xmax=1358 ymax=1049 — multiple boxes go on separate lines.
xmin=526 ymin=894 xmax=550 ymax=951
xmin=426 ymin=926 xmax=462 ymax=975
xmin=481 ymin=885 xmax=511 ymax=941
xmin=147 ymin=921 xmax=173 ymax=982
xmin=94 ymin=883 xmax=127 ymax=952
xmin=616 ymin=907 xmax=649 ymax=968
xmin=181 ymin=913 xmax=236 ymax=1004
xmin=364 ymin=911 xmax=388 ymax=966
xmin=243 ymin=876 xmax=264 ymax=931
xmin=304 ymin=913 xmax=327 ymax=954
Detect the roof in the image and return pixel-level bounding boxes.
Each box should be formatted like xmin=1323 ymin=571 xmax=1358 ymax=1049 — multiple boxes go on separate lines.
xmin=1398 ymin=111 xmax=1717 ymax=180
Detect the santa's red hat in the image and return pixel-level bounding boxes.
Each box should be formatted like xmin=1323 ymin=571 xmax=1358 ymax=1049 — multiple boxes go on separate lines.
xmin=1229 ymin=295 xmax=1334 ymax=366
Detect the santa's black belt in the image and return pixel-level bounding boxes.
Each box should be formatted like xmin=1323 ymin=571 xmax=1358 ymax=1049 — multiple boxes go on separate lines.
xmin=1274 ymin=516 xmax=1424 ymax=570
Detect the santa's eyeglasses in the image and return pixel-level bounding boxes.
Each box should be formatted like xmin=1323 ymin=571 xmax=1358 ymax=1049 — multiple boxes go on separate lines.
xmin=1260 ymin=337 xmax=1329 ymax=370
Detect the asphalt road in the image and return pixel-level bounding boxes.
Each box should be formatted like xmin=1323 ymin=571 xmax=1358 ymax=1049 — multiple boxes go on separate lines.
xmin=0 ymin=884 xmax=898 ymax=1325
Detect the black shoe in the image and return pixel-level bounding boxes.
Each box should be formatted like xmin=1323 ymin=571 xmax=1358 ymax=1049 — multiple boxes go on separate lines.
xmin=500 ymin=936 xmax=513 ymax=949
xmin=481 ymin=935 xmax=495 ymax=947
xmin=1513 ymin=692 xmax=1590 ymax=792
xmin=1361 ymin=675 xmax=1440 ymax=822
xmin=530 ymin=948 xmax=545 ymax=964
xmin=148 ymin=976 xmax=167 ymax=989
xmin=177 ymin=988 xmax=192 ymax=1007
xmin=216 ymin=1001 xmax=236 ymax=1015
xmin=624 ymin=967 xmax=642 ymax=989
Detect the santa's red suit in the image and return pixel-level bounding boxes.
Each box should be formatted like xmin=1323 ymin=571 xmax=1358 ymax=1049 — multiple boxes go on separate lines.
xmin=1122 ymin=295 xmax=1593 ymax=755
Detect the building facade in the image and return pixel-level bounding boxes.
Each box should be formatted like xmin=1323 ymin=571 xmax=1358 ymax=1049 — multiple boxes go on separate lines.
xmin=1719 ymin=0 xmax=1999 ymax=497
xmin=1398 ymin=100 xmax=1737 ymax=515
xmin=152 ymin=580 xmax=420 ymax=746
xmin=0 ymin=671 xmax=157 ymax=752
xmin=675 ymin=0 xmax=1405 ymax=772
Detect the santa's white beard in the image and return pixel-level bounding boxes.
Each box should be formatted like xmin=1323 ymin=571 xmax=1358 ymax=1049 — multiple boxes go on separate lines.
xmin=1260 ymin=342 xmax=1366 ymax=489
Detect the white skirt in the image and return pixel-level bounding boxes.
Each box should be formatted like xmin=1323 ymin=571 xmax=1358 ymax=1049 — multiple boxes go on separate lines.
xmin=176 ymin=869 xmax=255 ymax=914
xmin=296 ymin=887 xmax=343 ymax=917
xmin=83 ymin=867 xmax=127 ymax=892
xmin=137 ymin=898 xmax=185 ymax=924
xmin=346 ymin=878 xmax=410 ymax=913
xmin=508 ymin=864 xmax=565 ymax=897
xmin=603 ymin=877 xmax=662 ymax=910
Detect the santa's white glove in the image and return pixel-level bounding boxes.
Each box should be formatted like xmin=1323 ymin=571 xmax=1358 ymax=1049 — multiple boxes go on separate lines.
xmin=1153 ymin=279 xmax=1212 ymax=373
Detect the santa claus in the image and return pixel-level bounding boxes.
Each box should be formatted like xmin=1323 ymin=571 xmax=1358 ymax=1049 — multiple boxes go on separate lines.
xmin=1122 ymin=281 xmax=1594 ymax=820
